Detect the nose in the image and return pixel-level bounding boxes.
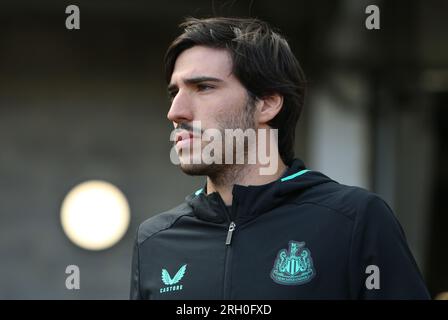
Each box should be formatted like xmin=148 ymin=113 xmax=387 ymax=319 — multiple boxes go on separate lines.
xmin=167 ymin=89 xmax=193 ymax=125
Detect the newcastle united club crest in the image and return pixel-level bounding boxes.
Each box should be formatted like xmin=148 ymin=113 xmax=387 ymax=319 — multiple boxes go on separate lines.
xmin=270 ymin=241 xmax=315 ymax=285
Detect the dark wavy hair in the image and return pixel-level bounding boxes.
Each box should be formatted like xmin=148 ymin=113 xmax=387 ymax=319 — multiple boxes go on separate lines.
xmin=164 ymin=17 xmax=306 ymax=165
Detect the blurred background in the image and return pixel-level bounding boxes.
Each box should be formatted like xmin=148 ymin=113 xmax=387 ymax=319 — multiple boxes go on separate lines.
xmin=0 ymin=0 xmax=447 ymax=299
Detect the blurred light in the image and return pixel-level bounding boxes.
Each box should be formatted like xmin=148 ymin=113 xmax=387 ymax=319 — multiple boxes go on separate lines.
xmin=435 ymin=292 xmax=448 ymax=300
xmin=61 ymin=180 xmax=130 ymax=250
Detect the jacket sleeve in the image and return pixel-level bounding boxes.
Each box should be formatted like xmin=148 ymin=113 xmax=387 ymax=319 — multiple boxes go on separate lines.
xmin=130 ymin=226 xmax=143 ymax=300
xmin=348 ymin=194 xmax=431 ymax=299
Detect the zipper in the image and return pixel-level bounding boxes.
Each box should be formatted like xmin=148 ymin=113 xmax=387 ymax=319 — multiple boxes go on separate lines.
xmin=216 ymin=193 xmax=237 ymax=299
xmin=223 ymin=221 xmax=235 ymax=299
xmin=225 ymin=221 xmax=236 ymax=245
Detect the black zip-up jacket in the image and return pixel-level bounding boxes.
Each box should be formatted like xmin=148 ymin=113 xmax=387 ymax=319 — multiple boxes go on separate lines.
xmin=130 ymin=159 xmax=430 ymax=299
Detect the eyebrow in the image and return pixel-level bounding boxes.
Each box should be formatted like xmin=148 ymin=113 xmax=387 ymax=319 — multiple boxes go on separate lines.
xmin=167 ymin=76 xmax=224 ymax=92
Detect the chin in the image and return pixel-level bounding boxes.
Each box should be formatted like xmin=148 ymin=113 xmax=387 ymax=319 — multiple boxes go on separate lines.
xmin=179 ymin=163 xmax=212 ymax=176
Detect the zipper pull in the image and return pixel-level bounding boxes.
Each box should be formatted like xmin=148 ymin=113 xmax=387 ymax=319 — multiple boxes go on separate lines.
xmin=225 ymin=222 xmax=236 ymax=245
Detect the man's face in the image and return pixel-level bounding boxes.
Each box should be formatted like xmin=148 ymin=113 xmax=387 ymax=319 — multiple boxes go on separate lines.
xmin=167 ymin=45 xmax=256 ymax=175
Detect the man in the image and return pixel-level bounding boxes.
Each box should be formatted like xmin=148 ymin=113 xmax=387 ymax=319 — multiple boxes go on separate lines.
xmin=130 ymin=17 xmax=430 ymax=299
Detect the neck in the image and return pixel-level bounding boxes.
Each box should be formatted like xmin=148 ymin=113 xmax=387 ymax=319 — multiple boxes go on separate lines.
xmin=206 ymin=157 xmax=287 ymax=205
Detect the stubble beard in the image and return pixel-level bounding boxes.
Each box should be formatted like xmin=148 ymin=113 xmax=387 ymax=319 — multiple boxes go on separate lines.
xmin=178 ymin=95 xmax=257 ymax=187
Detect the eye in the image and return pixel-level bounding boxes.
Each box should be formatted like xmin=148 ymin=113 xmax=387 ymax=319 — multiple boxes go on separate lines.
xmin=197 ymin=84 xmax=214 ymax=92
xmin=168 ymin=89 xmax=178 ymax=101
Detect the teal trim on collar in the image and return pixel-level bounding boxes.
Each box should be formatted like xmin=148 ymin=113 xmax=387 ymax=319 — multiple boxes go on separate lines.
xmin=194 ymin=169 xmax=309 ymax=195
xmin=280 ymin=169 xmax=310 ymax=182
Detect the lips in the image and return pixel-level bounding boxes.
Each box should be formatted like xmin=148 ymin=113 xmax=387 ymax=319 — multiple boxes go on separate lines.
xmin=175 ymin=131 xmax=194 ymax=144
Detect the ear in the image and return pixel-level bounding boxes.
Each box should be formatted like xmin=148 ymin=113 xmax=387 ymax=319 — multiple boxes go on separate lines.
xmin=256 ymin=94 xmax=283 ymax=125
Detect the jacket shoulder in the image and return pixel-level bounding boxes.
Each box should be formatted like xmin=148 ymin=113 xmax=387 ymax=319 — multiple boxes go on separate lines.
xmin=298 ymin=180 xmax=389 ymax=221
xmin=137 ymin=202 xmax=193 ymax=245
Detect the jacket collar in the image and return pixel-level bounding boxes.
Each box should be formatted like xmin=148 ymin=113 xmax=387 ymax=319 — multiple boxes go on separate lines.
xmin=185 ymin=159 xmax=334 ymax=224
